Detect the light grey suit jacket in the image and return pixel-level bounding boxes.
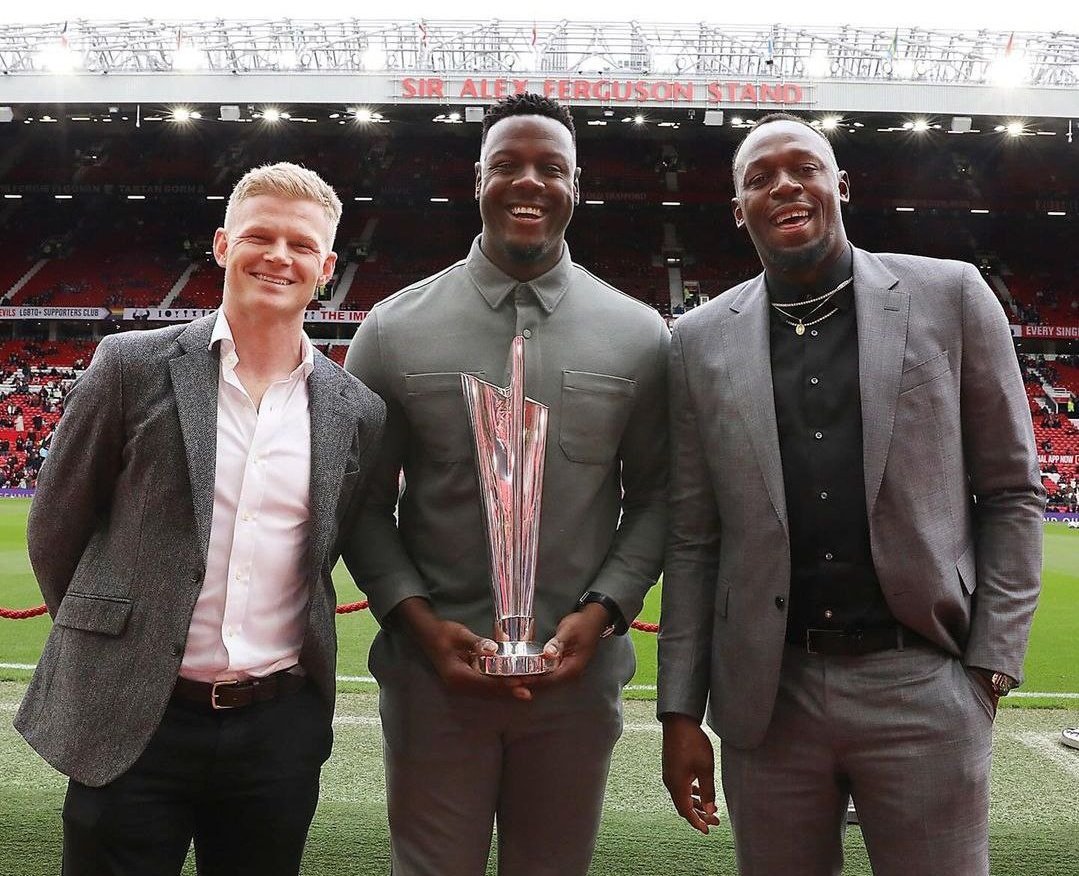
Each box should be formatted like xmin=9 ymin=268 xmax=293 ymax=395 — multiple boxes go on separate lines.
xmin=657 ymin=248 xmax=1045 ymax=749
xmin=14 ymin=313 xmax=385 ymax=787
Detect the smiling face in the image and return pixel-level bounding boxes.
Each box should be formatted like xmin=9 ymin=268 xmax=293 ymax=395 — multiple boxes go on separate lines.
xmin=475 ymin=114 xmax=580 ymax=281
xmin=732 ymin=120 xmax=850 ymax=281
xmin=213 ymin=193 xmax=337 ymax=324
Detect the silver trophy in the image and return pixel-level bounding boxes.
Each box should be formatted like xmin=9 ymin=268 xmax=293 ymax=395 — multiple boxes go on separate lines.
xmin=461 ymin=335 xmax=557 ymax=676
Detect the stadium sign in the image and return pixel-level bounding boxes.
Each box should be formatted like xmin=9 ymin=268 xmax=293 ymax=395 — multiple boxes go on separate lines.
xmin=1039 ymin=455 xmax=1076 ymax=466
xmin=0 ymin=306 xmax=109 ymax=320
xmin=1011 ymin=325 xmax=1079 ymax=340
xmin=123 ymin=307 xmax=369 ymax=323
xmin=397 ymin=77 xmax=812 ymax=107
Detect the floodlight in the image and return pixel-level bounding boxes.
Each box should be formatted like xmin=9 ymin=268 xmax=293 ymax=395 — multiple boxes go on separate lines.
xmin=174 ymin=45 xmax=205 ymax=71
xmin=362 ymin=47 xmax=387 ymax=70
xmin=262 ymin=108 xmax=282 ymax=122
xmin=805 ymin=51 xmax=830 ymax=78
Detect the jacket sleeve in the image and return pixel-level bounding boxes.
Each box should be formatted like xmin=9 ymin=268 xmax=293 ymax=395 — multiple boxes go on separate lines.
xmin=340 ymin=309 xmax=430 ymax=623
xmin=27 ymin=335 xmax=126 ymax=616
xmin=958 ymin=264 xmax=1045 ymax=682
xmin=656 ymin=324 xmax=719 ymax=720
xmin=586 ymin=312 xmax=670 ymax=627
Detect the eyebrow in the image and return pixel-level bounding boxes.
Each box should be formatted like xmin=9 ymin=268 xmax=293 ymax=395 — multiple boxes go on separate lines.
xmin=241 ymin=226 xmax=320 ymax=248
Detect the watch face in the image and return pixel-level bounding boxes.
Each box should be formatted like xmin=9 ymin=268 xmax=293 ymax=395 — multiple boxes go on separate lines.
xmin=992 ymin=673 xmax=1014 ymax=697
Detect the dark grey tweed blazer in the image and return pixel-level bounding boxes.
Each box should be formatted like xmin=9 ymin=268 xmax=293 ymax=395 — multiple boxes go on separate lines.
xmin=14 ymin=312 xmax=385 ymax=787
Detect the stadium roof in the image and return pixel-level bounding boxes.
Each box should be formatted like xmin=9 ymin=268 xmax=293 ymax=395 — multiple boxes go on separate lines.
xmin=1 ymin=20 xmax=1077 ymax=118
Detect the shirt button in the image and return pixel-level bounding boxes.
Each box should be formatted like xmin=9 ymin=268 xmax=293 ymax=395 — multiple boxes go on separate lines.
xmin=522 ymin=329 xmax=533 ymax=339
xmin=810 ymin=330 xmax=819 ymax=337
xmin=824 ymin=552 xmax=834 ymax=561
xmin=824 ymin=609 xmax=834 ymax=620
xmin=810 ymin=377 xmax=820 ymax=385
xmin=225 ymin=626 xmax=234 ymax=637
xmin=242 ymin=511 xmax=252 ymax=521
xmin=820 ymin=491 xmax=828 ymax=500
xmin=814 ymin=431 xmax=823 ymax=440
xmin=775 ymin=596 xmax=786 ymax=609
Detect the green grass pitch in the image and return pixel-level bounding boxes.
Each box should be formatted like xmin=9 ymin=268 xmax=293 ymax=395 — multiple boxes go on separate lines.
xmin=2 ymin=498 xmax=1078 ymax=874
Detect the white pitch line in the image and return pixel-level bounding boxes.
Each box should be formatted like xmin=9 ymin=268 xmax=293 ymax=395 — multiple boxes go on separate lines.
xmin=1007 ymin=729 xmax=1079 ymax=783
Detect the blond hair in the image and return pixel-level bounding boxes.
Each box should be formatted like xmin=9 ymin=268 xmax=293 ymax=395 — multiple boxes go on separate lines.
xmin=224 ymin=162 xmax=342 ymax=246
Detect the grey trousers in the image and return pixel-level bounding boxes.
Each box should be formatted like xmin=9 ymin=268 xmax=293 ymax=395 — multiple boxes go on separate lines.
xmin=376 ymin=652 xmax=624 ymax=876
xmin=721 ymin=639 xmax=994 ymax=876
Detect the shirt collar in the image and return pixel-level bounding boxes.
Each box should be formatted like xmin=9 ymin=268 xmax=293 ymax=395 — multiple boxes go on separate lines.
xmin=209 ymin=309 xmax=315 ymax=379
xmin=465 ymin=235 xmax=572 ymax=314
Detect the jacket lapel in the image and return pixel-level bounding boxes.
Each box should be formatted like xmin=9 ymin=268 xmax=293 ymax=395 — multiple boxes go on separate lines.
xmin=854 ymin=248 xmax=907 ymax=516
xmin=722 ymin=275 xmax=788 ymax=533
xmin=305 ymin=354 xmax=367 ymax=576
xmin=168 ymin=313 xmax=220 ymax=563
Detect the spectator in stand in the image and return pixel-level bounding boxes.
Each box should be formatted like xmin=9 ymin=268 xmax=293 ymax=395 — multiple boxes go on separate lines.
xmin=14 ymin=163 xmax=386 ymax=876
xmin=660 ymin=113 xmax=1044 ymax=875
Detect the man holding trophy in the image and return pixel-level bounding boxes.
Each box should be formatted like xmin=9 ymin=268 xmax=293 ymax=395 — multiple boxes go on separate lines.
xmin=345 ymin=94 xmax=668 ymax=876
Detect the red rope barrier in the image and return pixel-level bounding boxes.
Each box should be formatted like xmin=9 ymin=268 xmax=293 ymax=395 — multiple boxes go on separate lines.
xmin=3 ymin=599 xmax=662 ymax=633
xmin=0 ymin=604 xmax=49 ymax=620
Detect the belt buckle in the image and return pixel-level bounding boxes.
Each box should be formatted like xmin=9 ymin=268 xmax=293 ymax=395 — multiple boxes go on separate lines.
xmin=211 ymin=679 xmax=240 ymax=710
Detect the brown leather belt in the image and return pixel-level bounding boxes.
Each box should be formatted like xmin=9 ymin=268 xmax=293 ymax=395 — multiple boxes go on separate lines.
xmin=172 ymin=669 xmax=306 ymax=711
xmin=801 ymin=626 xmax=910 ymax=656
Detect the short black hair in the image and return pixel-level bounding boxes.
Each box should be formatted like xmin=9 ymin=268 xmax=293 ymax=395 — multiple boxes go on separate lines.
xmin=480 ymin=93 xmax=576 ymax=148
xmin=732 ymin=112 xmax=838 ymax=188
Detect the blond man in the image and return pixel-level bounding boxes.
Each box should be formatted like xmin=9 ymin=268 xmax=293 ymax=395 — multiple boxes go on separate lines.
xmin=15 ymin=163 xmax=386 ymax=876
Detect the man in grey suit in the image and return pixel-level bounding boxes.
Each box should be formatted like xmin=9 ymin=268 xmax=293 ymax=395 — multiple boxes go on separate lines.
xmin=15 ymin=163 xmax=385 ymax=876
xmin=344 ymin=94 xmax=668 ymax=876
xmin=659 ymin=114 xmax=1044 ymax=875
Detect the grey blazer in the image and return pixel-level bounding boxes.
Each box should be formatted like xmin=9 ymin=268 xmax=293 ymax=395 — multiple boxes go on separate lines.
xmin=14 ymin=313 xmax=385 ymax=787
xmin=657 ymin=248 xmax=1045 ymax=749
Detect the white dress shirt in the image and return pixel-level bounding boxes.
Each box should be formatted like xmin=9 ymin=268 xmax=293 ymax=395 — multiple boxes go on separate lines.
xmin=180 ymin=311 xmax=314 ymax=682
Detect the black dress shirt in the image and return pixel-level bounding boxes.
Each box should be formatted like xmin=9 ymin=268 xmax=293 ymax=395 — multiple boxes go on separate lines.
xmin=767 ymin=247 xmax=897 ymax=643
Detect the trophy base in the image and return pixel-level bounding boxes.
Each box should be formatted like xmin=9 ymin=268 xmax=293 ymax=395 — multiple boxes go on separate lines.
xmin=476 ymin=641 xmax=558 ymax=676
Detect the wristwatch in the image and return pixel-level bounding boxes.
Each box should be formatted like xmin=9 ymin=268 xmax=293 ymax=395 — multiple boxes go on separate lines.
xmin=988 ymin=671 xmax=1016 ymax=698
xmin=576 ymin=591 xmax=628 ymax=637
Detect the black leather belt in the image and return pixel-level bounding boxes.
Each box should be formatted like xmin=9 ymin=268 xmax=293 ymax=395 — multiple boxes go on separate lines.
xmin=799 ymin=626 xmax=909 ymax=656
xmin=172 ymin=668 xmax=306 ymax=711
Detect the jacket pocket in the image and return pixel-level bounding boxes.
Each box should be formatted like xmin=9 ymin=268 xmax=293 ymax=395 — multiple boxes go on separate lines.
xmin=54 ymin=592 xmax=133 ymax=637
xmin=957 ymin=542 xmax=977 ymax=595
xmin=899 ymin=350 xmax=950 ymax=394
xmin=559 ymin=371 xmax=637 ymax=465
xmin=403 ymin=371 xmax=485 ymax=463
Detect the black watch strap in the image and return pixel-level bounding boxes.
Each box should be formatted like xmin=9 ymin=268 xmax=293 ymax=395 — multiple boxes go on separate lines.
xmin=577 ymin=591 xmax=629 ymax=636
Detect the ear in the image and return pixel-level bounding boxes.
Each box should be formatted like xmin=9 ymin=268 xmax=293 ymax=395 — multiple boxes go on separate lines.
xmin=573 ymin=166 xmax=581 ymax=205
xmin=731 ymin=197 xmax=745 ymax=229
xmin=212 ymin=227 xmax=229 ymax=267
xmin=838 ymin=170 xmax=850 ymax=204
xmin=320 ymin=250 xmax=338 ymax=285
xmin=474 ymin=161 xmax=482 ymax=200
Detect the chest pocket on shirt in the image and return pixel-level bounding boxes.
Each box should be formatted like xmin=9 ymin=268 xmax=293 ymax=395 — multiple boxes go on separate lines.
xmin=559 ymin=371 xmax=637 ymax=465
xmin=404 ymin=371 xmax=485 ymax=463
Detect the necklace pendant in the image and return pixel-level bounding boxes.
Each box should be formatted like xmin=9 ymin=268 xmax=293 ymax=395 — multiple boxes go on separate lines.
xmin=795 ymin=323 xmax=806 ymax=336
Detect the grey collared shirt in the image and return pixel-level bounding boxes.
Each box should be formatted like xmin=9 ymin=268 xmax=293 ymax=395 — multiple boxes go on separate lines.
xmin=344 ymin=237 xmax=669 ymax=669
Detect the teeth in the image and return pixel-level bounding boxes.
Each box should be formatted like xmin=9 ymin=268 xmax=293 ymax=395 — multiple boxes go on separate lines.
xmin=511 ymin=206 xmax=543 ymax=217
xmin=776 ymin=209 xmax=810 ymax=225
xmin=254 ymin=274 xmax=290 ymax=286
